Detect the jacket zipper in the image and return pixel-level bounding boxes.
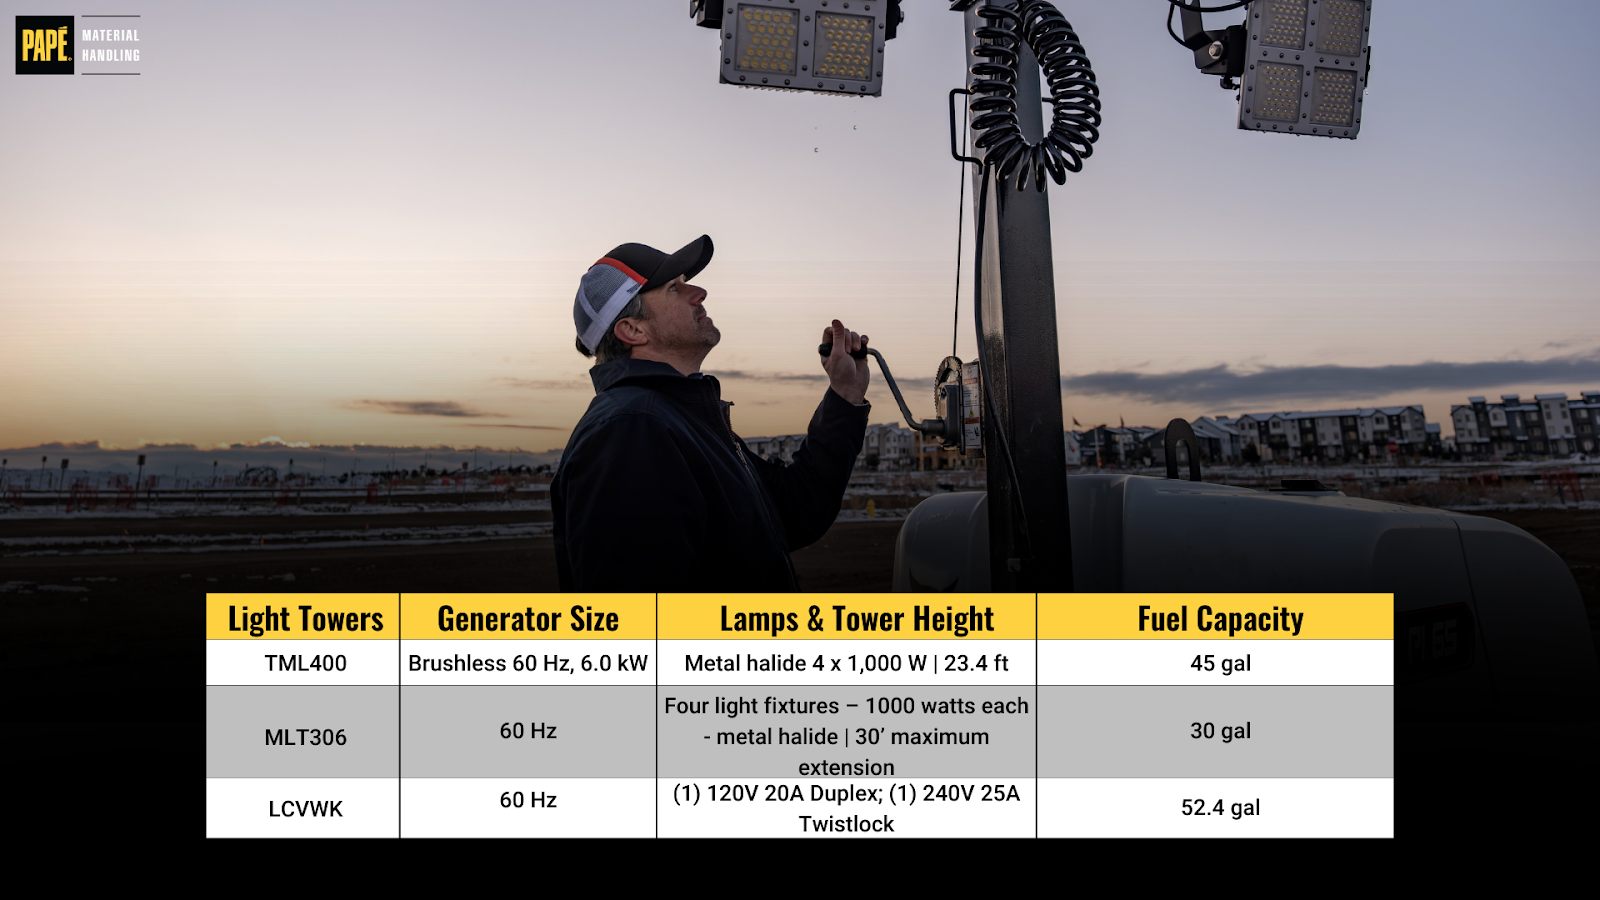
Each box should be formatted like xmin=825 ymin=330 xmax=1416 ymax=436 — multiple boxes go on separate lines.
xmin=721 ymin=400 xmax=798 ymax=586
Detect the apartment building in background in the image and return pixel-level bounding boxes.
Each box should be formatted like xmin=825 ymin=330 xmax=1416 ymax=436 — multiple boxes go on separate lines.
xmin=745 ymin=423 xmax=918 ymax=471
xmin=1451 ymin=391 xmax=1599 ymax=459
xmin=744 ymin=389 xmax=1600 ymax=473
xmin=746 ymin=424 xmax=979 ymax=472
xmin=743 ymin=433 xmax=805 ymax=464
xmin=1144 ymin=416 xmax=1245 ymax=466
xmin=1073 ymin=425 xmax=1153 ymax=468
xmin=1231 ymin=405 xmax=1436 ymax=463
xmin=859 ymin=422 xmax=916 ymax=470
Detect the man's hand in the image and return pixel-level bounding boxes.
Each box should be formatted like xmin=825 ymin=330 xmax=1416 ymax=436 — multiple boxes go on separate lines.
xmin=822 ymin=320 xmax=869 ymax=405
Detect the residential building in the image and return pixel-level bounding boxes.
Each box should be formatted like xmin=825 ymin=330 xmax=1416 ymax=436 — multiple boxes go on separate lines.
xmin=1578 ymin=392 xmax=1600 ymax=455
xmin=1146 ymin=416 xmax=1244 ymax=466
xmin=1452 ymin=390 xmax=1598 ymax=459
xmin=1193 ymin=416 xmax=1244 ymax=462
xmin=914 ymin=437 xmax=984 ymax=471
xmin=1078 ymin=425 xmax=1152 ymax=468
xmin=745 ymin=423 xmax=919 ymax=470
xmin=743 ymin=433 xmax=806 ymax=464
xmin=1233 ymin=405 xmax=1433 ymax=463
xmin=858 ymin=422 xmax=915 ymax=470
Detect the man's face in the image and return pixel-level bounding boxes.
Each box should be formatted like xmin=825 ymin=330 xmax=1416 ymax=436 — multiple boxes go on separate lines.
xmin=633 ymin=275 xmax=720 ymax=354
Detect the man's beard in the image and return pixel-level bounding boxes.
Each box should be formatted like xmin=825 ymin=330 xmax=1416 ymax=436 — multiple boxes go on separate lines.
xmin=697 ymin=318 xmax=722 ymax=349
xmin=657 ymin=316 xmax=720 ymax=357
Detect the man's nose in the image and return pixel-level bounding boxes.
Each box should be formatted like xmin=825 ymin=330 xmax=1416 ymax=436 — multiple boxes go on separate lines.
xmin=687 ymin=284 xmax=708 ymax=304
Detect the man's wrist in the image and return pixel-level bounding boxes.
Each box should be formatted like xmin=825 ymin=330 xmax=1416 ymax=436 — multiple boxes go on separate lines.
xmin=829 ymin=385 xmax=868 ymax=406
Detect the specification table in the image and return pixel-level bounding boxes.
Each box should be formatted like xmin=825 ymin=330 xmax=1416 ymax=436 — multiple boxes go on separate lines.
xmin=206 ymin=592 xmax=1392 ymax=838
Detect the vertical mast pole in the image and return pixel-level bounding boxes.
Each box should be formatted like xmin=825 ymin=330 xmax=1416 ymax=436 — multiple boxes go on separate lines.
xmin=963 ymin=1 xmax=1074 ymax=591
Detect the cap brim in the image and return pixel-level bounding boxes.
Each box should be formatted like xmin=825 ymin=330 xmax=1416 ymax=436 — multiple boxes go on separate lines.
xmin=642 ymin=234 xmax=713 ymax=293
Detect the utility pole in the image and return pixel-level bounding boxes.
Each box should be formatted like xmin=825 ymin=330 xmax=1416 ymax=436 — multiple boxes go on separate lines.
xmin=962 ymin=1 xmax=1073 ymax=592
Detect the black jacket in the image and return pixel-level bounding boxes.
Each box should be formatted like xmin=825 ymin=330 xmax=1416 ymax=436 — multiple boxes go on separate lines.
xmin=552 ymin=358 xmax=869 ymax=591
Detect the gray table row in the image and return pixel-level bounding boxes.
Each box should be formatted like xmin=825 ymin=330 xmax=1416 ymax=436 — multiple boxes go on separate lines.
xmin=206 ymin=684 xmax=1392 ymax=778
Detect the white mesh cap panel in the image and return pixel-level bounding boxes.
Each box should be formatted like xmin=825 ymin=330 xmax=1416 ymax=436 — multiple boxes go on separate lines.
xmin=574 ymin=263 xmax=644 ymax=353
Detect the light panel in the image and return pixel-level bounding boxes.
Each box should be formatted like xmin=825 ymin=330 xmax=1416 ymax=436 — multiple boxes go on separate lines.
xmin=814 ymin=12 xmax=874 ymax=82
xmin=1259 ymin=0 xmax=1308 ymax=51
xmin=1318 ymin=0 xmax=1366 ymax=56
xmin=1237 ymin=0 xmax=1372 ymax=138
xmin=1255 ymin=62 xmax=1303 ymax=122
xmin=733 ymin=5 xmax=798 ymax=76
xmin=1309 ymin=67 xmax=1357 ymax=127
xmin=717 ymin=1 xmax=887 ymax=97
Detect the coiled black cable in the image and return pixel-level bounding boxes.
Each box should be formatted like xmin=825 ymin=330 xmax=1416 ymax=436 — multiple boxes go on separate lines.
xmin=968 ymin=0 xmax=1101 ymax=192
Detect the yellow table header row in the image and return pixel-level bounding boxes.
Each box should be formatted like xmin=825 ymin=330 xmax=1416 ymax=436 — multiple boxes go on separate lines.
xmin=1039 ymin=593 xmax=1393 ymax=640
xmin=207 ymin=593 xmax=1392 ymax=640
xmin=207 ymin=593 xmax=398 ymax=640
xmin=206 ymin=593 xmax=655 ymax=640
xmin=656 ymin=593 xmax=1035 ymax=640
xmin=406 ymin=593 xmax=655 ymax=639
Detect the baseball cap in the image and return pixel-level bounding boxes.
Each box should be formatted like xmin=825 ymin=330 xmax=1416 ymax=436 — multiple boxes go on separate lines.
xmin=573 ymin=235 xmax=715 ymax=354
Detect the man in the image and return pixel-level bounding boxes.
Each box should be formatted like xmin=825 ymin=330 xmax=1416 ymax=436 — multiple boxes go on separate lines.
xmin=553 ymin=235 xmax=870 ymax=591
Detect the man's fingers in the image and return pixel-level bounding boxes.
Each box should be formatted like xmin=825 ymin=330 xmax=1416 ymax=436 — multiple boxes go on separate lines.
xmin=823 ymin=321 xmax=873 ymax=363
xmin=823 ymin=321 xmax=846 ymax=363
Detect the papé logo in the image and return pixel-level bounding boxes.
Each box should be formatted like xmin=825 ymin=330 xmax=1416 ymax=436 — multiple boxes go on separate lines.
xmin=16 ymin=16 xmax=74 ymax=74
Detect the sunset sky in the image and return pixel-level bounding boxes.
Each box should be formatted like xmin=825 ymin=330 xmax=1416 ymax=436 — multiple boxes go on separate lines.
xmin=4 ymin=0 xmax=1598 ymax=458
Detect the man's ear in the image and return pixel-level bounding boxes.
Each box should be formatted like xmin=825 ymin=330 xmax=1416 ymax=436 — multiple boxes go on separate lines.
xmin=613 ymin=316 xmax=648 ymax=348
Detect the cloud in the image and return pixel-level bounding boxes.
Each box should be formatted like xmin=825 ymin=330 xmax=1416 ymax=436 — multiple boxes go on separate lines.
xmin=711 ymin=370 xmax=829 ymax=384
xmin=1062 ymin=352 xmax=1600 ymax=408
xmin=493 ymin=376 xmax=588 ymax=390
xmin=347 ymin=400 xmax=501 ymax=418
xmin=462 ymin=423 xmax=564 ymax=430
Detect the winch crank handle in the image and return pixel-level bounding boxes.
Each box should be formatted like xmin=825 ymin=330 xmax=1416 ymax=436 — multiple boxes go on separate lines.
xmin=816 ymin=341 xmax=869 ymax=360
xmin=817 ymin=342 xmax=945 ymax=438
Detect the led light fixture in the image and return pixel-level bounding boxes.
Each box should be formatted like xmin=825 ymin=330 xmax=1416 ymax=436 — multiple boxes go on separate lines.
xmin=1237 ymin=0 xmax=1372 ymax=138
xmin=696 ymin=1 xmax=902 ymax=97
xmin=813 ymin=12 xmax=874 ymax=82
xmin=733 ymin=6 xmax=799 ymax=76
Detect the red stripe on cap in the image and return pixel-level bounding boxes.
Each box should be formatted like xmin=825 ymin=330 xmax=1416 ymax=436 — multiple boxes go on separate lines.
xmin=594 ymin=257 xmax=647 ymax=285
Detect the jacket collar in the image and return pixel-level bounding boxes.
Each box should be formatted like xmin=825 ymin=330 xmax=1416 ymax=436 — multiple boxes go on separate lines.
xmin=590 ymin=357 xmax=724 ymax=405
xmin=589 ymin=357 xmax=687 ymax=393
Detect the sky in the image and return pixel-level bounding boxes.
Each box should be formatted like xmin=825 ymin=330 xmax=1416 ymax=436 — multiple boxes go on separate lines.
xmin=3 ymin=0 xmax=1598 ymax=463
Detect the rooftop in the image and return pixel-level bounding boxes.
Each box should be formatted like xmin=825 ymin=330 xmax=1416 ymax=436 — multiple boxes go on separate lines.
xmin=1238 ymin=405 xmax=1423 ymax=421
